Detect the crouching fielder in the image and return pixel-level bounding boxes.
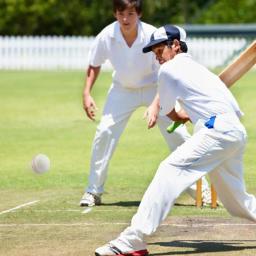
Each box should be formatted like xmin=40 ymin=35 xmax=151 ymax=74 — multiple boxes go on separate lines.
xmin=95 ymin=25 xmax=256 ymax=256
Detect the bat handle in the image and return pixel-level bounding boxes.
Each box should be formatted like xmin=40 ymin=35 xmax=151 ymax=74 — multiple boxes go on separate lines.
xmin=166 ymin=121 xmax=183 ymax=133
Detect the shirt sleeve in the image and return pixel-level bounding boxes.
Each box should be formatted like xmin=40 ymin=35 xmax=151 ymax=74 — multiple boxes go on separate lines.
xmin=88 ymin=33 xmax=107 ymax=67
xmin=157 ymin=68 xmax=177 ymax=116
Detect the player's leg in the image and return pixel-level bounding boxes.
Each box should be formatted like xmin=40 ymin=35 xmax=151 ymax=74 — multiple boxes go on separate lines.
xmin=209 ymin=145 xmax=256 ymax=221
xmin=96 ymin=126 xmax=246 ymax=254
xmin=155 ymin=107 xmax=211 ymax=204
xmin=142 ymin=86 xmax=211 ymax=204
xmin=96 ymin=158 xmax=207 ymax=255
xmin=80 ymin=85 xmax=140 ymax=206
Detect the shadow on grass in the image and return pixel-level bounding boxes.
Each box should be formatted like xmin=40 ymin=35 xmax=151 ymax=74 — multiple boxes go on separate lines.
xmin=150 ymin=240 xmax=256 ymax=255
xmin=102 ymin=201 xmax=195 ymax=207
xmin=102 ymin=201 xmax=140 ymax=207
xmin=173 ymin=203 xmax=196 ymax=207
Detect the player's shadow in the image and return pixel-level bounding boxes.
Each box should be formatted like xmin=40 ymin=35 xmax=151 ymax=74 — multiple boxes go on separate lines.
xmin=173 ymin=203 xmax=197 ymax=207
xmin=150 ymin=240 xmax=256 ymax=255
xmin=102 ymin=201 xmax=195 ymax=207
xmin=102 ymin=201 xmax=140 ymax=207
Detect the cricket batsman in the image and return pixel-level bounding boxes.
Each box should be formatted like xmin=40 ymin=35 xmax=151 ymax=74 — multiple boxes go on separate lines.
xmin=94 ymin=24 xmax=256 ymax=256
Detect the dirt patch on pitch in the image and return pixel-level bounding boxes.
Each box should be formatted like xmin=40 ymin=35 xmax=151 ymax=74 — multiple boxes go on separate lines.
xmin=148 ymin=217 xmax=256 ymax=255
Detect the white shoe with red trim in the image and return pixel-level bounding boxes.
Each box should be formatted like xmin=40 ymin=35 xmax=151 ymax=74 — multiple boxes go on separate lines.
xmin=95 ymin=243 xmax=148 ymax=256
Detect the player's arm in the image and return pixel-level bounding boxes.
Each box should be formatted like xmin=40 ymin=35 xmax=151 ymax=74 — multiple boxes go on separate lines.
xmin=83 ymin=65 xmax=101 ymax=121
xmin=166 ymin=108 xmax=190 ymax=123
xmin=144 ymin=93 xmax=160 ymax=129
xmin=166 ymin=108 xmax=190 ymax=133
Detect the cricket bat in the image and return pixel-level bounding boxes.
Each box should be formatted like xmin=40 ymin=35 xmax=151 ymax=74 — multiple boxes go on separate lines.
xmin=219 ymin=40 xmax=256 ymax=87
xmin=167 ymin=40 xmax=256 ymax=133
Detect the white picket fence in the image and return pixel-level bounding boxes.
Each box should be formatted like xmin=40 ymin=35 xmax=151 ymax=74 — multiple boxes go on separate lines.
xmin=187 ymin=37 xmax=247 ymax=68
xmin=0 ymin=36 xmax=248 ymax=70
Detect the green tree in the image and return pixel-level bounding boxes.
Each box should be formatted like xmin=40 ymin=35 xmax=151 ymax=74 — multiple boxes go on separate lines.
xmin=195 ymin=0 xmax=256 ymax=24
xmin=0 ymin=0 xmax=114 ymax=35
xmin=0 ymin=0 xmax=255 ymax=36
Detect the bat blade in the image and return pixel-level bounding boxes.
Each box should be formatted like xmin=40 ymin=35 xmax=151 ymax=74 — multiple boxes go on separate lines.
xmin=219 ymin=40 xmax=256 ymax=87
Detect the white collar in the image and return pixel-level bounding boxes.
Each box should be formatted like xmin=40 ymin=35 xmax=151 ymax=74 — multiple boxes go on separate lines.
xmin=110 ymin=21 xmax=145 ymax=45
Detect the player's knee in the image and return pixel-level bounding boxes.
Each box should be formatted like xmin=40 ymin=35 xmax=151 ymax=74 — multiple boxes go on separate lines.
xmin=158 ymin=160 xmax=169 ymax=171
xmin=156 ymin=161 xmax=183 ymax=198
xmin=159 ymin=156 xmax=180 ymax=170
xmin=157 ymin=160 xmax=177 ymax=177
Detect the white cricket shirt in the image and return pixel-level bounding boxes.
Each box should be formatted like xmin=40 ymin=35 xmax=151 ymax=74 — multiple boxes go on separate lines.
xmin=158 ymin=53 xmax=243 ymax=123
xmin=88 ymin=21 xmax=159 ymax=89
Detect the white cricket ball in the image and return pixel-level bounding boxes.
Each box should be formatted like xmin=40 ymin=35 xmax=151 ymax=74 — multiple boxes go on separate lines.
xmin=31 ymin=154 xmax=50 ymax=174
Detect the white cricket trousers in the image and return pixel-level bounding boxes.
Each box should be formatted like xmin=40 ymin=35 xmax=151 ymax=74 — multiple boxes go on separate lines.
xmin=86 ymin=85 xmax=207 ymax=195
xmin=113 ymin=113 xmax=256 ymax=251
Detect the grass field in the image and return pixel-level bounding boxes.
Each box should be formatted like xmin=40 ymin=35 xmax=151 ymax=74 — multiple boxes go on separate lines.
xmin=0 ymin=70 xmax=256 ymax=256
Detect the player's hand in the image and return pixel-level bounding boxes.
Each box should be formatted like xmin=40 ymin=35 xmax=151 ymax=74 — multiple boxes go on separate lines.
xmin=83 ymin=94 xmax=98 ymax=121
xmin=143 ymin=104 xmax=159 ymax=129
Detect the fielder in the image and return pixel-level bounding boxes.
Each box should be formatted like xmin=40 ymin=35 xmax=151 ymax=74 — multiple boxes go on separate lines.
xmin=95 ymin=24 xmax=256 ymax=256
xmin=80 ymin=0 xmax=211 ymax=207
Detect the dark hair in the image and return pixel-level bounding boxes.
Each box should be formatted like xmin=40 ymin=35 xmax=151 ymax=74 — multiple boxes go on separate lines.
xmin=166 ymin=40 xmax=188 ymax=53
xmin=113 ymin=0 xmax=143 ymax=14
xmin=180 ymin=41 xmax=188 ymax=53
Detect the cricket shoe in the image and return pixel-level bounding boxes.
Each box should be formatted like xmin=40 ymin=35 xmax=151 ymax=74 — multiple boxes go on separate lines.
xmin=95 ymin=243 xmax=149 ymax=256
xmin=80 ymin=192 xmax=101 ymax=207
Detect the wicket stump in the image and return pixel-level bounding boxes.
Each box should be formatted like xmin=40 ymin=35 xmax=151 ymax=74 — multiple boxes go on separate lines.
xmin=196 ymin=178 xmax=218 ymax=208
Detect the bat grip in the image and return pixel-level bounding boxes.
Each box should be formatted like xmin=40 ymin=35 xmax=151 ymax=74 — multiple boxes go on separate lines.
xmin=166 ymin=121 xmax=183 ymax=133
